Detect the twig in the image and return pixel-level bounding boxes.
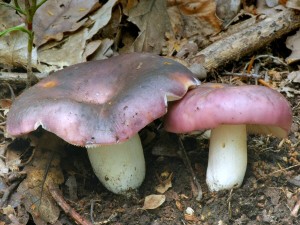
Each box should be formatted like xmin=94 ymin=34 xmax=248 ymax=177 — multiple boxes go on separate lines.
xmin=90 ymin=199 xmax=101 ymax=224
xmin=8 ymin=214 xmax=22 ymax=225
xmin=48 ymin=183 xmax=93 ymax=225
xmin=94 ymin=213 xmax=118 ymax=225
xmin=0 ymin=72 xmax=48 ymax=87
xmin=191 ymin=8 xmax=300 ymax=72
xmin=227 ymin=189 xmax=234 ymax=219
xmin=257 ymin=164 xmax=300 ymax=181
xmin=7 ymin=171 xmax=27 ymax=183
xmin=18 ymin=147 xmax=36 ymax=167
xmin=0 ymin=180 xmax=22 ymax=207
xmin=291 ymin=194 xmax=300 ymax=217
xmin=178 ymin=136 xmax=203 ymax=201
xmin=222 ymin=72 xmax=263 ymax=78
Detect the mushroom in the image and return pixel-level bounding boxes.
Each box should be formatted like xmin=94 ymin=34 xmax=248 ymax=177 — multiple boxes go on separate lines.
xmin=164 ymin=83 xmax=292 ymax=191
xmin=6 ymin=53 xmax=200 ymax=194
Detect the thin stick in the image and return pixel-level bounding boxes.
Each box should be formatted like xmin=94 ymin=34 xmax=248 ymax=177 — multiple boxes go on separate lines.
xmin=258 ymin=79 xmax=274 ymax=88
xmin=257 ymin=164 xmax=300 ymax=181
xmin=48 ymin=184 xmax=93 ymax=225
xmin=178 ymin=136 xmax=203 ymax=201
xmin=0 ymin=180 xmax=21 ymax=207
xmin=291 ymin=195 xmax=300 ymax=217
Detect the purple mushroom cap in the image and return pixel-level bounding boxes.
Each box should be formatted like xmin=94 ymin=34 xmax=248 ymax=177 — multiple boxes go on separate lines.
xmin=7 ymin=53 xmax=199 ymax=146
xmin=165 ymin=83 xmax=292 ymax=137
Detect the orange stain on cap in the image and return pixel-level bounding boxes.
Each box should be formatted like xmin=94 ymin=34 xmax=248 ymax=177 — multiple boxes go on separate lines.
xmin=211 ymin=84 xmax=224 ymax=89
xmin=41 ymin=80 xmax=58 ymax=88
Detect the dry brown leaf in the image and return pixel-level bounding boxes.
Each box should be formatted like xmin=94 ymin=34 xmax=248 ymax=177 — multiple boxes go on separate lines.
xmin=122 ymin=0 xmax=139 ymax=13
xmin=141 ymin=194 xmax=166 ymax=210
xmin=86 ymin=0 xmax=118 ymax=40
xmin=2 ymin=205 xmax=15 ymax=215
xmin=16 ymin=132 xmax=65 ymax=224
xmin=155 ymin=172 xmax=173 ymax=194
xmin=37 ymin=28 xmax=92 ymax=71
xmin=0 ymin=5 xmax=36 ymax=68
xmin=175 ymin=200 xmax=184 ymax=211
xmin=287 ymin=71 xmax=300 ymax=83
xmin=0 ymin=99 xmax=12 ymax=109
xmin=285 ymin=29 xmax=300 ymax=64
xmin=216 ymin=0 xmax=241 ymax=22
xmin=90 ymin=38 xmax=114 ymax=60
xmin=126 ymin=0 xmax=173 ymax=53
xmin=256 ymin=0 xmax=286 ymax=15
xmin=0 ymin=31 xmax=38 ymax=68
xmin=174 ymin=0 xmax=221 ymax=31
xmin=286 ymin=0 xmax=300 ymax=10
xmin=166 ymin=6 xmax=185 ymax=37
xmin=184 ymin=213 xmax=198 ymax=221
xmin=33 ymin=0 xmax=100 ymax=46
xmin=0 ymin=4 xmax=23 ymax=28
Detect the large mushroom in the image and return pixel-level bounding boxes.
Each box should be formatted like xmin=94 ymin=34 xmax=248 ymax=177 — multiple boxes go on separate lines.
xmin=6 ymin=53 xmax=200 ymax=194
xmin=164 ymin=83 xmax=292 ymax=191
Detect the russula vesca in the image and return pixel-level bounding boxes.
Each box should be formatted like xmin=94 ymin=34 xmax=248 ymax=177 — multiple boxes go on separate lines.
xmin=164 ymin=83 xmax=292 ymax=191
xmin=6 ymin=53 xmax=200 ymax=194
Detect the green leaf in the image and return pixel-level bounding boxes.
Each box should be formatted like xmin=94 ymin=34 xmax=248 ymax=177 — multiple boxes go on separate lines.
xmin=0 ymin=25 xmax=32 ymax=37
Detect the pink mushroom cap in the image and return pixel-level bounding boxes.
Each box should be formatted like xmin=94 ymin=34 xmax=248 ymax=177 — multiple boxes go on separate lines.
xmin=164 ymin=83 xmax=292 ymax=138
xmin=7 ymin=53 xmax=199 ymax=146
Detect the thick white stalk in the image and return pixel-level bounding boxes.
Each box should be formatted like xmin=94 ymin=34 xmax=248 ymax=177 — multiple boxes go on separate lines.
xmin=206 ymin=124 xmax=247 ymax=191
xmin=87 ymin=134 xmax=145 ymax=194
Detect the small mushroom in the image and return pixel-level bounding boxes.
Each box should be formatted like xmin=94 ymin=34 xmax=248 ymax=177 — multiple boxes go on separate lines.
xmin=6 ymin=53 xmax=200 ymax=194
xmin=164 ymin=83 xmax=292 ymax=191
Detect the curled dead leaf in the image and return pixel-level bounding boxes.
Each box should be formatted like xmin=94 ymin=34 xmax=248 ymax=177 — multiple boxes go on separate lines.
xmin=285 ymin=30 xmax=300 ymax=64
xmin=141 ymin=194 xmax=166 ymax=210
xmin=155 ymin=171 xmax=173 ymax=194
xmin=175 ymin=200 xmax=184 ymax=211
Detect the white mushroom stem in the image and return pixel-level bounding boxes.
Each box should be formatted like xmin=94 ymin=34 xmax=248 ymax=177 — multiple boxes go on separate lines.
xmin=86 ymin=134 xmax=145 ymax=194
xmin=206 ymin=124 xmax=247 ymax=191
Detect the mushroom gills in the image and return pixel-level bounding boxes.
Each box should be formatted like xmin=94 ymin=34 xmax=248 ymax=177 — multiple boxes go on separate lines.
xmin=86 ymin=134 xmax=145 ymax=194
xmin=206 ymin=124 xmax=247 ymax=191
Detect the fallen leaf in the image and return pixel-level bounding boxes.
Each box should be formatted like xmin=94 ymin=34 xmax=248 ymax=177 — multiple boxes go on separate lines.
xmin=167 ymin=0 xmax=221 ymax=48
xmin=16 ymin=132 xmax=65 ymax=224
xmin=0 ymin=99 xmax=12 ymax=109
xmin=2 ymin=205 xmax=15 ymax=215
xmin=175 ymin=200 xmax=184 ymax=211
xmin=184 ymin=213 xmax=198 ymax=221
xmin=155 ymin=172 xmax=173 ymax=194
xmin=171 ymin=0 xmax=221 ymax=31
xmin=256 ymin=0 xmax=285 ymax=15
xmin=215 ymin=0 xmax=241 ymax=22
xmin=33 ymin=0 xmax=100 ymax=46
xmin=285 ymin=29 xmax=300 ymax=64
xmin=86 ymin=0 xmax=119 ymax=39
xmin=280 ymin=86 xmax=300 ymax=97
xmin=287 ymin=71 xmax=300 ymax=83
xmin=0 ymin=31 xmax=38 ymax=68
xmin=37 ymin=28 xmax=91 ymax=71
xmin=126 ymin=0 xmax=173 ymax=53
xmin=0 ymin=4 xmax=23 ymax=28
xmin=141 ymin=194 xmax=166 ymax=210
xmin=90 ymin=38 xmax=114 ymax=60
xmin=286 ymin=0 xmax=300 ymax=10
xmin=166 ymin=6 xmax=184 ymax=37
